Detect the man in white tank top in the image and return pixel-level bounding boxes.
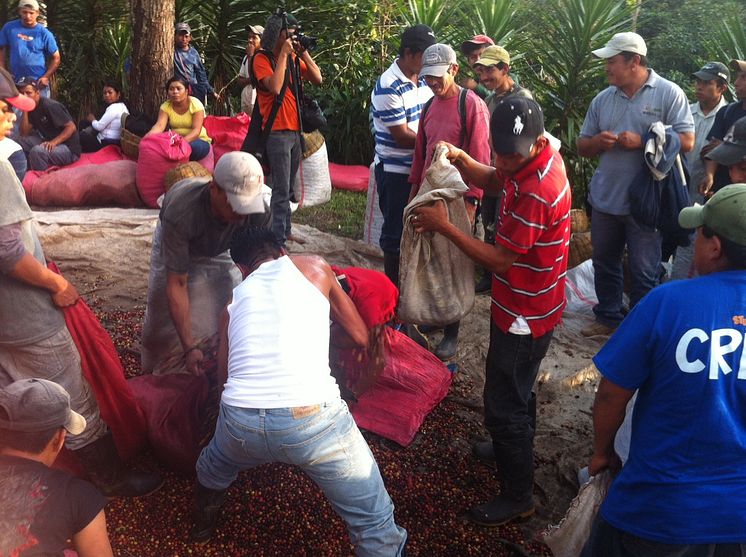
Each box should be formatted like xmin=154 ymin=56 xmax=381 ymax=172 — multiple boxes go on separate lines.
xmin=192 ymin=227 xmax=407 ymax=556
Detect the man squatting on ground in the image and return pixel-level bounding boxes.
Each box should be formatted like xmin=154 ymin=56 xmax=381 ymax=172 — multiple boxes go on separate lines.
xmin=192 ymin=226 xmax=407 ymax=555
xmin=0 ymin=379 xmax=113 ymax=556
xmin=0 ymin=66 xmax=162 ymax=498
xmin=413 ymin=97 xmax=571 ymax=525
xmin=140 ymin=152 xmax=270 ymax=374
xmin=581 ymin=182 xmax=746 ymax=556
xmin=576 ymin=32 xmax=694 ymax=337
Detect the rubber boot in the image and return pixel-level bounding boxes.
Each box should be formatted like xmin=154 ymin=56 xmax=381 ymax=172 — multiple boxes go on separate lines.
xmin=466 ymin=437 xmax=535 ymax=526
xmin=475 ymin=268 xmax=492 ymax=293
xmin=434 ymin=321 xmax=460 ymax=361
xmin=472 ymin=392 xmax=537 ymax=468
xmin=190 ymin=481 xmax=227 ymax=543
xmin=383 ymin=251 xmax=400 ymax=288
xmin=74 ymin=432 xmax=163 ymax=498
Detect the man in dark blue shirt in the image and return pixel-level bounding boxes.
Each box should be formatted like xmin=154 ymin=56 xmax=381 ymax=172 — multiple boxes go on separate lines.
xmin=173 ymin=22 xmax=218 ymax=106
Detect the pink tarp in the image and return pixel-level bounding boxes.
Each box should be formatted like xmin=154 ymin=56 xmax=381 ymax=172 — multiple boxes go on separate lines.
xmin=329 ymin=162 xmax=369 ymax=192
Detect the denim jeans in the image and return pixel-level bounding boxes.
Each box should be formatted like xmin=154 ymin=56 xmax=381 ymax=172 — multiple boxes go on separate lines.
xmin=375 ymin=163 xmax=412 ymax=255
xmin=266 ymin=131 xmax=302 ymax=246
xmin=17 ymin=133 xmax=79 ymax=171
xmin=197 ymin=398 xmax=407 ymax=556
xmin=581 ymin=516 xmax=746 ymax=557
xmin=590 ymin=209 xmax=661 ymax=327
xmin=483 ymin=322 xmax=553 ymax=498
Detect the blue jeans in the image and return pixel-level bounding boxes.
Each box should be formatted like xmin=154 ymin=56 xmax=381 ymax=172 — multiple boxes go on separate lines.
xmin=590 ymin=210 xmax=661 ymax=327
xmin=16 ymin=133 xmax=79 ymax=171
xmin=189 ymin=139 xmax=211 ymax=161
xmin=581 ymin=516 xmax=746 ymax=557
xmin=375 ymin=163 xmax=412 ymax=255
xmin=197 ymin=398 xmax=407 ymax=556
xmin=265 ymin=131 xmax=302 ymax=245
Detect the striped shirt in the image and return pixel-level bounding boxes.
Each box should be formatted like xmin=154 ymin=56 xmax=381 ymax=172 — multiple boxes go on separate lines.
xmin=371 ymin=59 xmax=433 ymax=174
xmin=491 ymin=145 xmax=572 ymax=337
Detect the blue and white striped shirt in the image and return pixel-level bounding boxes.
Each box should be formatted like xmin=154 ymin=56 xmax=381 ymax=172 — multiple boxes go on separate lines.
xmin=371 ymin=60 xmax=433 ymax=174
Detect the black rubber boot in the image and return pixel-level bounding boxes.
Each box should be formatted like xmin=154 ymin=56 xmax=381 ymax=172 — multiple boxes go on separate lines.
xmin=383 ymin=251 xmax=400 ymax=288
xmin=74 ymin=432 xmax=163 ymax=498
xmin=190 ymin=481 xmax=227 ymax=543
xmin=434 ymin=321 xmax=460 ymax=361
xmin=403 ymin=323 xmax=430 ymax=350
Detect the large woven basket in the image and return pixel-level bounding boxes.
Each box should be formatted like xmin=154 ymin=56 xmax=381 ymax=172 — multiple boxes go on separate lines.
xmin=302 ymin=130 xmax=325 ymax=159
xmin=570 ymin=208 xmax=590 ymax=234
xmin=120 ymin=128 xmax=141 ymax=160
xmin=164 ymin=162 xmax=213 ymax=193
xmin=568 ymin=232 xmax=592 ymax=269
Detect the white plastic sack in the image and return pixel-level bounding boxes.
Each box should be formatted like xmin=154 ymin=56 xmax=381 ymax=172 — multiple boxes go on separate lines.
xmin=398 ymin=146 xmax=475 ymax=326
xmin=564 ymin=259 xmax=597 ymax=314
xmin=542 ymin=470 xmax=612 ymax=557
xmin=292 ymin=142 xmax=332 ymax=208
xmin=363 ymin=162 xmax=383 ymax=247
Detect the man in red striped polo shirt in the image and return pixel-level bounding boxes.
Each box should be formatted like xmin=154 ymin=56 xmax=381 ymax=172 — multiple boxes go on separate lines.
xmin=413 ymin=97 xmax=571 ymax=526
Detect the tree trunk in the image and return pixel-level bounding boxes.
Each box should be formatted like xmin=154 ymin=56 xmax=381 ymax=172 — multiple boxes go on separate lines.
xmin=130 ymin=0 xmax=174 ymax=117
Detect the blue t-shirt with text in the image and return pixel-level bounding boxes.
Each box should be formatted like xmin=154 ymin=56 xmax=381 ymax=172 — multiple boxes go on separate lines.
xmin=0 ymin=20 xmax=58 ymax=80
xmin=595 ymin=271 xmax=746 ymax=544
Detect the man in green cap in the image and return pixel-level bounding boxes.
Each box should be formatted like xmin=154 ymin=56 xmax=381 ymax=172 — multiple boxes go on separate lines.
xmin=582 ymin=184 xmax=746 ymax=554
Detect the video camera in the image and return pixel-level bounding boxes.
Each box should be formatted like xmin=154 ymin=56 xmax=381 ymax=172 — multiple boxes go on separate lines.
xmin=275 ymin=4 xmax=318 ymax=52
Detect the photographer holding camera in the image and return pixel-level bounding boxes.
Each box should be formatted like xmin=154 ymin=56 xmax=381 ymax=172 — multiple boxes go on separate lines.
xmin=252 ymin=10 xmax=322 ymax=247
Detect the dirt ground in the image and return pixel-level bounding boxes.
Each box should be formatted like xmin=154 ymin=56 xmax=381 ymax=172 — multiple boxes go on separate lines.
xmin=35 ymin=207 xmax=603 ymax=551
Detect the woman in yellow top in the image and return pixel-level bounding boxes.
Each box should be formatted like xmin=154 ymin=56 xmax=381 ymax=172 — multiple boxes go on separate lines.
xmin=147 ymin=76 xmax=212 ymax=160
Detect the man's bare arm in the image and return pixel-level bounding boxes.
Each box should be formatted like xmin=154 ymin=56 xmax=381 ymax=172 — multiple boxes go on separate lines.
xmin=588 ymin=377 xmax=635 ymax=475
xmin=9 ymin=253 xmax=79 ymax=306
xmin=165 ymin=272 xmax=202 ymax=373
xmin=72 ymin=510 xmax=114 ymax=557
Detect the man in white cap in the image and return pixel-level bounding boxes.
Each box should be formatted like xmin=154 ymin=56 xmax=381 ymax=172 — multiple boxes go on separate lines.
xmin=0 ymin=0 xmax=60 ymax=98
xmin=577 ymin=32 xmax=694 ymax=337
xmin=0 ymin=378 xmax=113 ymax=556
xmin=237 ymin=24 xmax=264 ymax=115
xmin=140 ymin=151 xmax=271 ymax=374
xmin=582 ymin=183 xmax=746 ymax=556
xmin=407 ymin=42 xmax=491 ymax=360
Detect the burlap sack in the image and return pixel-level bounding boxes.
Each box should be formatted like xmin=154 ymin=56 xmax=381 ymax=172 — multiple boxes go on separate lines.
xmin=398 ymin=146 xmax=475 ymax=326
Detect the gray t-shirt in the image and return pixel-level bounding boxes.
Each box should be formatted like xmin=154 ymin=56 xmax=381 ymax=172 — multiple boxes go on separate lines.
xmin=580 ymin=69 xmax=694 ymax=215
xmin=159 ymin=177 xmax=270 ymax=274
xmin=0 ymin=160 xmax=65 ymax=345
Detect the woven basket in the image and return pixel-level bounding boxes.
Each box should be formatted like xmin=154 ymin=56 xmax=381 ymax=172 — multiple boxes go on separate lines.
xmin=568 ymin=232 xmax=592 ymax=269
xmin=164 ymin=162 xmax=213 ymax=193
xmin=570 ymin=208 xmax=590 ymax=234
xmin=302 ymin=130 xmax=325 ymax=159
xmin=120 ymin=128 xmax=141 ymax=160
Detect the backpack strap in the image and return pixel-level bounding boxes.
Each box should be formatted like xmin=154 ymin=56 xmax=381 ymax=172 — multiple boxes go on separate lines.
xmin=457 ymin=87 xmax=469 ymax=149
xmin=419 ymin=96 xmax=434 ymax=163
xmin=252 ymin=49 xmax=290 ymax=136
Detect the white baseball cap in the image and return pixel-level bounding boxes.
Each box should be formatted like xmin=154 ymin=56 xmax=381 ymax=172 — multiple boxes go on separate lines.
xmin=592 ymin=32 xmax=647 ymax=59
xmin=18 ymin=0 xmax=39 ymax=10
xmin=420 ymin=44 xmax=457 ymax=77
xmin=213 ymin=152 xmax=266 ymax=215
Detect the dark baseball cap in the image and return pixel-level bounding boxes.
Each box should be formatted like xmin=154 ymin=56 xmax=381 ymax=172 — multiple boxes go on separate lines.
xmin=175 ymin=22 xmax=191 ymax=34
xmin=706 ymin=116 xmax=746 ymax=166
xmin=679 ymin=184 xmax=746 ymax=245
xmin=0 ymin=378 xmax=86 ymax=434
xmin=401 ymin=24 xmax=436 ymax=52
xmin=0 ymin=68 xmax=34 ymax=111
xmin=692 ymin=61 xmax=730 ymax=82
xmin=490 ymin=97 xmax=545 ymax=157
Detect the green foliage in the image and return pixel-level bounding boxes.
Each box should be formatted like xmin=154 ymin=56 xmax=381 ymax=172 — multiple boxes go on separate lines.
xmin=710 ymin=13 xmax=746 ymax=63
xmin=293 ymin=189 xmax=367 ymax=239
xmin=462 ymin=0 xmax=518 ymax=47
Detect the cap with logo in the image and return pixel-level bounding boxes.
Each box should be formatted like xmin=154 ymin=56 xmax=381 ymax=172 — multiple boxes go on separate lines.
xmin=0 ymin=68 xmax=35 ymax=111
xmin=474 ymin=45 xmax=511 ymax=68
xmin=18 ymin=0 xmax=39 ymax=10
xmin=0 ymin=378 xmax=86 ymax=435
xmin=679 ymin=183 xmax=746 ymax=246
xmin=400 ymin=24 xmax=437 ymax=53
xmin=692 ymin=61 xmax=730 ymax=83
xmin=460 ymin=34 xmax=494 ymax=55
xmin=591 ymin=32 xmax=647 ymax=59
xmin=706 ymin=116 xmax=746 ymax=166
xmin=490 ymin=97 xmax=545 ymax=157
xmin=246 ymin=25 xmax=264 ymax=36
xmin=175 ymin=22 xmax=191 ymax=34
xmin=213 ymin=151 xmax=266 ymax=215
xmin=420 ymin=43 xmax=457 ymax=78
xmin=731 ymin=59 xmax=746 ymax=75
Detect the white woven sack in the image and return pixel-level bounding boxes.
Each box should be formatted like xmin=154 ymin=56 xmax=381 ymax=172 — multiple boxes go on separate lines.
xmin=398 ymin=146 xmax=475 ymax=326
xmin=363 ymin=163 xmax=384 ymax=246
xmin=292 ymin=142 xmax=332 ymax=208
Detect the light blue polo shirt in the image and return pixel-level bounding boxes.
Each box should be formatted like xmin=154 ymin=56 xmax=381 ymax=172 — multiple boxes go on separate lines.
xmin=580 ymin=69 xmax=694 ymax=215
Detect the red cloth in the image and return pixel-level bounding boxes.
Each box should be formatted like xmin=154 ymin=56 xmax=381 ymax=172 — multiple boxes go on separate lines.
xmin=331 ymin=266 xmax=397 ymax=328
xmin=22 ymin=145 xmax=126 ymax=196
xmin=48 ymin=262 xmax=148 ymax=460
xmin=329 ymin=163 xmax=369 ymax=192
xmin=346 ymin=327 xmax=452 ymax=446
xmin=491 ymin=145 xmax=571 ymax=337
xmin=204 ymin=114 xmax=250 ymax=164
xmin=136 ymin=132 xmax=191 ymax=208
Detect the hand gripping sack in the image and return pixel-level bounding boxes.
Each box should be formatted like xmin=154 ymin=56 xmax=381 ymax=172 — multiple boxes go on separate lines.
xmin=398 ymin=146 xmax=475 ymax=326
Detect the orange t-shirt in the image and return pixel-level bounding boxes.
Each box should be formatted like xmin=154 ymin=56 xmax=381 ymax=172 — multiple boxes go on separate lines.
xmin=252 ymin=52 xmax=308 ymax=132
